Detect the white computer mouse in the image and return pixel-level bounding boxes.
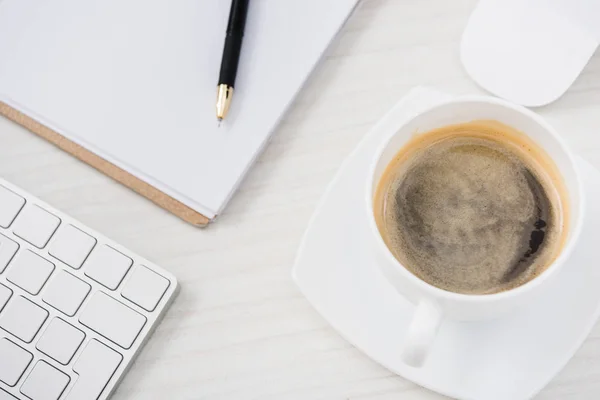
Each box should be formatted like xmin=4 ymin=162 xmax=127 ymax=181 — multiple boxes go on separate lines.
xmin=461 ymin=0 xmax=599 ymax=107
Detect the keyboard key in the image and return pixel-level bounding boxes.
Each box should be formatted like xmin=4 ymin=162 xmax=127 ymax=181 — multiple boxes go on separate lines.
xmin=6 ymin=250 xmax=54 ymax=295
xmin=48 ymin=225 xmax=96 ymax=269
xmin=0 ymin=284 xmax=11 ymax=311
xmin=36 ymin=318 xmax=85 ymax=365
xmin=12 ymin=205 xmax=60 ymax=248
xmin=43 ymin=271 xmax=90 ymax=316
xmin=0 ymin=296 xmax=48 ymax=343
xmin=79 ymin=292 xmax=146 ymax=349
xmin=0 ymin=338 xmax=32 ymax=386
xmin=20 ymin=361 xmax=70 ymax=400
xmin=0 ymin=185 xmax=25 ymax=228
xmin=122 ymin=266 xmax=169 ymax=312
xmin=0 ymin=388 xmax=18 ymax=400
xmin=0 ymin=234 xmax=19 ymax=274
xmin=66 ymin=339 xmax=122 ymax=400
xmin=84 ymin=245 xmax=132 ymax=290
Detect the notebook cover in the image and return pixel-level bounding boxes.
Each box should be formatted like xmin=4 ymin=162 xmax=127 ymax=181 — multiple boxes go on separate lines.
xmin=0 ymin=0 xmax=359 ymax=224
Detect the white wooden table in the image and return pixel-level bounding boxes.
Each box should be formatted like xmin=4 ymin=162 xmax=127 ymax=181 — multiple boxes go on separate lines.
xmin=1 ymin=0 xmax=600 ymax=398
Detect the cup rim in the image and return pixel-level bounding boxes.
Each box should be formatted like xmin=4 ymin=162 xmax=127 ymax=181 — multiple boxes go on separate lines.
xmin=366 ymin=95 xmax=585 ymax=303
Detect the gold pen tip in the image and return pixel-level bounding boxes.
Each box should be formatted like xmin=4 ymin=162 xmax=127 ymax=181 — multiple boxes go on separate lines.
xmin=216 ymin=85 xmax=233 ymax=122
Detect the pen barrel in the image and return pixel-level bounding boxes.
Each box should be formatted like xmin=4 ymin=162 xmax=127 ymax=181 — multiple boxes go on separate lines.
xmin=226 ymin=0 xmax=249 ymax=35
xmin=218 ymin=34 xmax=244 ymax=87
xmin=219 ymin=0 xmax=249 ymax=88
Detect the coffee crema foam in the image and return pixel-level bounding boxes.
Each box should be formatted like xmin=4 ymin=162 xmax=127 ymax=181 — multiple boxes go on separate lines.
xmin=374 ymin=121 xmax=569 ymax=295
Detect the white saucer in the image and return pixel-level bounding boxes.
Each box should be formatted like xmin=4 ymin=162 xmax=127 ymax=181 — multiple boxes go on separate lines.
xmin=293 ymin=87 xmax=600 ymax=400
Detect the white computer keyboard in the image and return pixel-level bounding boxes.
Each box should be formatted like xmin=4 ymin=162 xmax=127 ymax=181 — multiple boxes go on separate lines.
xmin=0 ymin=179 xmax=179 ymax=400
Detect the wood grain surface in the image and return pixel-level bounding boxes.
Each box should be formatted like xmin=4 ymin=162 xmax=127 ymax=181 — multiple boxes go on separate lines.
xmin=1 ymin=0 xmax=600 ymax=398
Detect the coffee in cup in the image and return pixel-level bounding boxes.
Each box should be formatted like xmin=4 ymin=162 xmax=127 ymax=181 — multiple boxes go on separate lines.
xmin=373 ymin=120 xmax=569 ymax=294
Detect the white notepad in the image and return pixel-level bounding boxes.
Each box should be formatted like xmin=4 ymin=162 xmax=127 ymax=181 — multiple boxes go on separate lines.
xmin=0 ymin=0 xmax=359 ymax=220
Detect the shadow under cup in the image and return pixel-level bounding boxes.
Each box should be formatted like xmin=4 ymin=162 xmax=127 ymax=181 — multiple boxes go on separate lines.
xmin=368 ymin=98 xmax=584 ymax=301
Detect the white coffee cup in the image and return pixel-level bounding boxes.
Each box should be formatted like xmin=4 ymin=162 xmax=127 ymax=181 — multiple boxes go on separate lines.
xmin=365 ymin=96 xmax=584 ymax=368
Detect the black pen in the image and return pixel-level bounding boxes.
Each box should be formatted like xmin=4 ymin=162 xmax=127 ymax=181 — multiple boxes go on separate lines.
xmin=216 ymin=0 xmax=249 ymax=123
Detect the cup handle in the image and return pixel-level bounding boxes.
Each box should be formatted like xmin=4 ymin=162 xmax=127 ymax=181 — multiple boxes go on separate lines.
xmin=402 ymin=300 xmax=443 ymax=367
